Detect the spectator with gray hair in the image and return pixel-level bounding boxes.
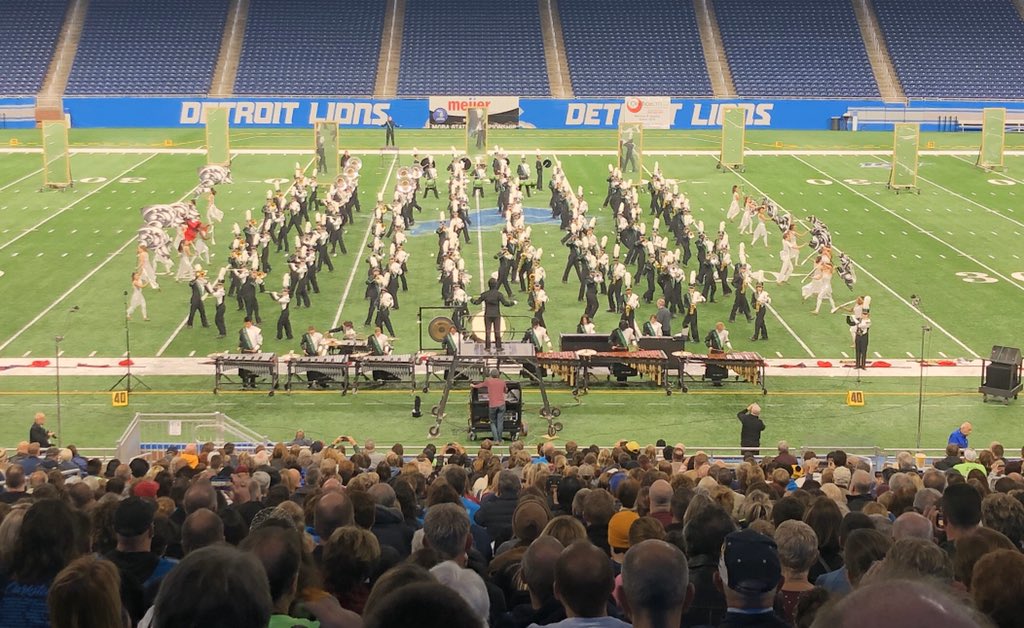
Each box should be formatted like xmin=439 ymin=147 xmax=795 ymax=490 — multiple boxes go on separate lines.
xmin=846 ymin=470 xmax=874 ymax=512
xmin=980 ymin=492 xmax=1024 ymax=548
xmin=430 ymin=560 xmax=490 ymax=626
xmin=773 ymin=520 xmax=820 ymax=623
xmin=811 ymin=579 xmax=987 ymax=628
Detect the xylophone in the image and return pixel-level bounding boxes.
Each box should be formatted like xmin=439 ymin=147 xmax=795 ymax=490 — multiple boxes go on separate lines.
xmin=422 ymin=354 xmax=485 ymax=392
xmin=353 ymin=354 xmax=417 ymax=391
xmin=214 ymin=353 xmax=278 ymax=394
xmin=676 ymin=351 xmax=767 ymax=394
xmin=537 ymin=349 xmax=669 ymax=393
xmin=323 ymin=339 xmax=369 ymax=355
xmin=284 ymin=355 xmax=352 ymax=394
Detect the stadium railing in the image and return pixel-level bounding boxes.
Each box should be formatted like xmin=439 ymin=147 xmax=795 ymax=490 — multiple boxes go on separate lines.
xmin=115 ymin=412 xmax=269 ymax=461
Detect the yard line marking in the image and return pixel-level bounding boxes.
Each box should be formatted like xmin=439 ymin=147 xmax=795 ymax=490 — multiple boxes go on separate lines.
xmin=188 ymin=350 xmax=196 ymax=357
xmin=766 ymin=304 xmax=815 ymax=358
xmin=939 ymin=351 xmax=948 ymax=358
xmin=841 ymin=351 xmax=849 ymax=358
xmin=906 ymin=351 xmax=915 ymax=358
xmin=88 ymin=351 xmax=96 ymax=357
xmin=0 ymin=166 xmax=45 ymax=194
xmin=473 ymin=193 xmax=485 ymax=292
xmin=919 ymin=161 xmax=1024 ymax=230
xmin=331 ymin=155 xmax=399 ymax=329
xmin=873 ymin=352 xmax=882 ymax=358
xmin=156 ymin=316 xmax=190 ymax=356
xmin=21 ymin=351 xmax=31 ymax=358
xmin=794 ymin=156 xmax=1024 ymax=293
xmin=775 ymin=351 xmax=783 ymax=358
xmin=722 ymin=157 xmax=980 ymax=359
xmin=0 ymin=154 xmax=158 ymax=252
xmin=0 ymin=237 xmax=139 ymax=353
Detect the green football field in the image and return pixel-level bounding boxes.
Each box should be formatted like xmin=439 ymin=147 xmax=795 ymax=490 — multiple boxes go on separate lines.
xmin=0 ymin=127 xmax=1022 ymax=454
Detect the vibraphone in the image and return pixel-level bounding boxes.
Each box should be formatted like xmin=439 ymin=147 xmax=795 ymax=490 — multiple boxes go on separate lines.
xmin=323 ymin=339 xmax=369 ymax=355
xmin=536 ymin=350 xmax=670 ymax=394
xmin=423 ymin=354 xmax=485 ymax=392
xmin=353 ymin=354 xmax=417 ymax=391
xmin=678 ymin=351 xmax=767 ymax=394
xmin=214 ymin=353 xmax=278 ymax=394
xmin=284 ymin=355 xmax=352 ymax=394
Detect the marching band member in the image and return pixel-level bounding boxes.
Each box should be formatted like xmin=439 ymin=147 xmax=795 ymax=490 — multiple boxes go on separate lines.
xmin=853 ymin=298 xmax=871 ymax=369
xmin=610 ymin=320 xmax=636 ymax=350
xmin=535 ymin=152 xmax=545 ymax=190
xmin=208 ymin=279 xmax=227 ymax=338
xmin=517 ymin=155 xmax=532 ymax=197
xmin=269 ymin=287 xmax=292 ymax=341
xmin=471 ymin=278 xmax=516 ymax=352
xmin=525 ymin=317 xmax=553 ymax=352
xmin=751 ymin=283 xmax=771 ymax=341
xmin=839 ymin=296 xmax=867 ymax=348
xmin=376 ymin=289 xmax=396 ymax=337
xmin=126 ymin=272 xmax=149 ymax=322
xmin=583 ymin=270 xmax=601 ymax=320
xmin=186 ymin=266 xmax=209 ymax=328
xmin=301 ymin=325 xmax=325 ymax=357
xmin=577 ymin=315 xmax=596 ymax=334
xmin=237 ymin=317 xmax=263 ymax=389
xmin=681 ymin=274 xmax=705 ymax=342
xmin=529 ymin=282 xmax=548 ymax=328
xmin=370 ymin=326 xmax=393 ymax=356
xmin=622 ymin=283 xmax=640 ymax=332
xmin=705 ymin=321 xmax=733 ymax=352
xmin=443 ymin=324 xmax=461 ymax=356
xmin=642 ymin=314 xmax=662 ymax=337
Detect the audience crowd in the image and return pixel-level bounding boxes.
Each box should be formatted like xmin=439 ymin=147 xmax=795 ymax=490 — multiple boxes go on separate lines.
xmin=0 ymin=432 xmax=1021 ymax=627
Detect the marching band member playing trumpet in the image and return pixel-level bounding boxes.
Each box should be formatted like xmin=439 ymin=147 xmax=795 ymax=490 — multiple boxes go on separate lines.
xmin=186 ymin=266 xmax=209 ymax=328
xmin=269 ymin=287 xmax=292 ymax=341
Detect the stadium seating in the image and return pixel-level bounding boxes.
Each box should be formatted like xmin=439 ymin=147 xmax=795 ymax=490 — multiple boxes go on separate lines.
xmin=66 ymin=0 xmax=228 ymax=95
xmin=713 ymin=0 xmax=878 ymax=98
xmin=397 ymin=0 xmax=549 ymax=96
xmin=558 ymin=0 xmax=711 ymax=97
xmin=234 ymin=0 xmax=385 ymax=96
xmin=0 ymin=0 xmax=67 ymax=95
xmin=873 ymin=0 xmax=1024 ymax=99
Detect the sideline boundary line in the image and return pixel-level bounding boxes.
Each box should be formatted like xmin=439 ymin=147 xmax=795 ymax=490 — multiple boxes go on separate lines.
xmin=4 ymin=148 xmax=1024 ymax=157
xmin=717 ymin=156 xmax=981 ymax=359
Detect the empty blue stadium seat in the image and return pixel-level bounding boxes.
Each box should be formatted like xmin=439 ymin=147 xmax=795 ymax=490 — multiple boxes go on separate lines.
xmin=234 ymin=0 xmax=385 ymax=96
xmin=559 ymin=0 xmax=711 ymax=96
xmin=0 ymin=0 xmax=67 ymax=95
xmin=397 ymin=0 xmax=549 ymax=96
xmin=66 ymin=0 xmax=227 ymax=95
xmin=714 ymin=0 xmax=879 ymax=98
xmin=873 ymin=0 xmax=1024 ymax=99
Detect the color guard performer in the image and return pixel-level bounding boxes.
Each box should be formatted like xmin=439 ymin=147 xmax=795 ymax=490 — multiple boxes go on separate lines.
xmin=126 ymin=272 xmax=149 ymax=321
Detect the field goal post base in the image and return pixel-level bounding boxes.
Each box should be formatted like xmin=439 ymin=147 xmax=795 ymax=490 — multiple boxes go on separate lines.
xmin=888 ymin=123 xmax=920 ymax=195
xmin=204 ymin=107 xmax=231 ymax=168
xmin=314 ymin=122 xmax=341 ymax=178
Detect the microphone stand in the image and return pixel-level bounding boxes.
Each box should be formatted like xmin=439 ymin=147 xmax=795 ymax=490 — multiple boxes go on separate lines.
xmin=110 ymin=290 xmax=150 ymax=393
xmin=54 ymin=334 xmax=63 ymax=446
xmin=911 ymin=295 xmax=930 ymax=450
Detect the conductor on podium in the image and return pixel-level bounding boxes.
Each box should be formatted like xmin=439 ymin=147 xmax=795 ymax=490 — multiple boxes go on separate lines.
xmin=382 ymin=116 xmax=397 ymax=147
xmin=471 ymin=278 xmax=515 ymax=352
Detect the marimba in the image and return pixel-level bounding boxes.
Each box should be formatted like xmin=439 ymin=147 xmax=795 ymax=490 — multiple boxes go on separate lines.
xmin=536 ymin=349 xmax=670 ymax=394
xmin=214 ymin=353 xmax=278 ymax=394
xmin=676 ymin=351 xmax=767 ymax=394
xmin=283 ymin=355 xmax=352 ymax=394
xmin=353 ymin=354 xmax=417 ymax=391
xmin=422 ymin=354 xmax=485 ymax=392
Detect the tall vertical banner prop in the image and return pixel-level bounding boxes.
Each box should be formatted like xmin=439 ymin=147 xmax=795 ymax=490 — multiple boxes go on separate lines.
xmin=976 ymin=107 xmax=1005 ymax=171
xmin=466 ymin=107 xmax=489 ymax=161
xmin=888 ymin=123 xmax=920 ymax=193
xmin=618 ymin=122 xmax=643 ymax=175
xmin=718 ymin=107 xmax=746 ymax=172
xmin=314 ymin=122 xmax=340 ymax=179
xmin=42 ymin=120 xmax=72 ymax=189
xmin=205 ymin=107 xmax=231 ymax=167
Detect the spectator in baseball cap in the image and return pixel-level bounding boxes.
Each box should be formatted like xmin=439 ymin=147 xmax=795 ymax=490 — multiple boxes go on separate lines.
xmin=715 ymin=529 xmax=788 ymax=627
xmin=105 ymin=497 xmax=177 ymax=624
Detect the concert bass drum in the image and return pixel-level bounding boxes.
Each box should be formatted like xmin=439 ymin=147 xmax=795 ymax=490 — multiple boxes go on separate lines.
xmin=469 ymin=312 xmax=508 ymax=342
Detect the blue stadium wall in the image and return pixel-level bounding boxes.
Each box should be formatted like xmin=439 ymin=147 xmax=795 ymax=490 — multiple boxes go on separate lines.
xmin=24 ymin=97 xmax=1024 ymax=130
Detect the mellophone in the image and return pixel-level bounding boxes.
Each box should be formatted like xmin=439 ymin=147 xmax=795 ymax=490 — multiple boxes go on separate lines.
xmin=213 ymin=353 xmax=279 ymax=394
xmin=536 ymin=349 xmax=671 ymax=393
xmin=283 ymin=355 xmax=352 ymax=394
xmin=352 ymin=354 xmax=417 ymax=392
xmin=675 ymin=351 xmax=768 ymax=394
